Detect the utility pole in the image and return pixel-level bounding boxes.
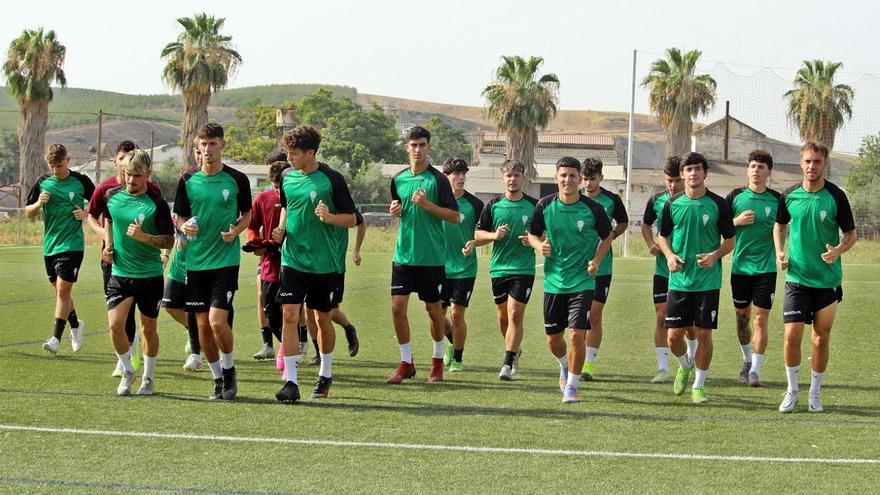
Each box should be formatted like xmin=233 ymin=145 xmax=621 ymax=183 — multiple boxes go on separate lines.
xmin=95 ymin=110 xmax=103 ymax=181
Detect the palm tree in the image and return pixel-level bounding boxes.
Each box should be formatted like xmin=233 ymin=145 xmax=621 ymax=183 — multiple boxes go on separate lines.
xmin=642 ymin=48 xmax=716 ymax=165
xmin=3 ymin=28 xmax=66 ymax=193
xmin=784 ymin=60 xmax=854 ymax=151
xmin=482 ymin=55 xmax=559 ymax=178
xmin=161 ymin=13 xmax=241 ymax=166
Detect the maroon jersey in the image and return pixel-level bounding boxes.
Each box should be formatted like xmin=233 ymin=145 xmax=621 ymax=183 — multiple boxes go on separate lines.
xmin=247 ymin=188 xmax=283 ymax=283
xmin=89 ymin=175 xmax=162 ymax=249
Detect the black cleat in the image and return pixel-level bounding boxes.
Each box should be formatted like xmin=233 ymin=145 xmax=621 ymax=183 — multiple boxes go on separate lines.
xmin=311 ymin=376 xmax=333 ymax=398
xmin=208 ymin=378 xmax=224 ymax=400
xmin=221 ymin=367 xmax=238 ymax=400
xmin=275 ymin=381 xmax=301 ymax=403
xmin=345 ymin=325 xmax=360 ymax=357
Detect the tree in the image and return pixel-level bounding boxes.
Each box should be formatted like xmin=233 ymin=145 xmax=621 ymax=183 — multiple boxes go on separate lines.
xmin=3 ymin=28 xmax=66 ymax=193
xmin=224 ymin=99 xmax=292 ymax=163
xmin=425 ymin=116 xmax=472 ymax=164
xmin=784 ymin=60 xmax=854 ymax=151
xmin=642 ymin=48 xmax=716 ymax=165
xmin=321 ymin=102 xmax=405 ymax=174
xmin=161 ymin=13 xmax=241 ymax=166
xmin=153 ymin=156 xmax=182 ymax=202
xmin=482 ymin=56 xmax=559 ymax=178
xmin=0 ymin=130 xmax=20 ymax=185
xmin=845 ymin=133 xmax=880 ymax=238
xmin=846 ymin=133 xmax=880 ymax=192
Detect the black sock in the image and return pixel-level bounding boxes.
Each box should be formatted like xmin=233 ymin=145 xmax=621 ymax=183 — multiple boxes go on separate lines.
xmin=343 ymin=324 xmax=356 ymax=340
xmin=504 ymin=350 xmax=517 ymax=367
xmin=124 ymin=304 xmax=136 ymax=344
xmin=445 ymin=332 xmax=454 ymax=344
xmin=297 ymin=325 xmax=308 ymax=342
xmin=186 ymin=312 xmax=201 ymax=355
xmin=453 ymin=349 xmax=464 ymax=363
xmin=67 ymin=309 xmax=79 ymax=328
xmin=53 ymin=318 xmax=66 ymax=340
xmin=260 ymin=326 xmax=273 ymax=346
xmin=272 ymin=327 xmax=282 ymax=343
xmin=312 ymin=338 xmax=320 ymax=355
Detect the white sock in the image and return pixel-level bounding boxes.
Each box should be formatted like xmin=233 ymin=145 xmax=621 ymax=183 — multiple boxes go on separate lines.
xmin=740 ymin=344 xmax=753 ymax=362
xmin=556 ymin=355 xmax=568 ymax=370
xmin=809 ymin=370 xmax=824 ymax=396
xmin=432 ymin=339 xmax=445 ymax=360
xmin=208 ymin=360 xmax=222 ymax=379
xmin=750 ymin=353 xmax=765 ymax=375
xmin=785 ymin=365 xmax=800 ymax=393
xmin=116 ymin=350 xmax=134 ymax=373
xmin=220 ymin=351 xmax=234 ymax=370
xmin=685 ymin=337 xmax=698 ymax=360
xmin=399 ymin=343 xmax=412 ymax=364
xmin=143 ymin=355 xmax=156 ymax=380
xmin=319 ymin=352 xmax=333 ymax=378
xmin=675 ymin=353 xmax=693 ymax=370
xmin=283 ymin=355 xmax=300 ymax=384
xmin=693 ymin=367 xmax=708 ymax=389
xmin=566 ymin=372 xmax=581 ymax=389
xmin=585 ymin=346 xmax=599 ymax=364
xmin=655 ymin=347 xmax=670 ymax=371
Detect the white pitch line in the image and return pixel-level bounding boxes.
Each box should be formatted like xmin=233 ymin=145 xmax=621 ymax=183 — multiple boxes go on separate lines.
xmin=1 ymin=424 xmax=877 ymax=465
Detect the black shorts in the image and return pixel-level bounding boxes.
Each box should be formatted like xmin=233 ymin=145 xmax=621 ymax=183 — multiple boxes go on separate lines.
xmin=101 ymin=260 xmax=112 ymax=294
xmin=162 ymin=278 xmax=187 ymax=309
xmin=653 ymin=275 xmax=669 ymax=305
xmin=543 ymin=290 xmax=593 ymax=335
xmin=593 ymin=275 xmax=612 ymax=305
xmin=782 ymin=282 xmax=843 ymax=325
xmin=44 ymin=251 xmax=84 ymax=284
xmin=279 ymin=266 xmax=339 ymax=313
xmin=491 ymin=275 xmax=535 ymax=305
xmin=664 ymin=289 xmax=720 ymax=329
xmin=186 ymin=266 xmax=239 ymax=313
xmin=391 ymin=263 xmax=445 ymax=303
xmin=333 ymin=273 xmax=345 ymax=306
xmin=442 ymin=277 xmax=476 ymax=307
xmin=261 ymin=280 xmax=282 ymax=330
xmin=106 ymin=275 xmax=164 ymax=318
xmin=731 ymin=272 xmax=777 ymax=310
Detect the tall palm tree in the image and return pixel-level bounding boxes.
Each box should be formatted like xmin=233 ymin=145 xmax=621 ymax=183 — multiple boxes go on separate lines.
xmin=161 ymin=13 xmax=241 ymax=166
xmin=482 ymin=55 xmax=559 ymax=178
xmin=784 ymin=60 xmax=854 ymax=151
xmin=3 ymin=28 xmax=66 ymax=193
xmin=642 ymin=48 xmax=716 ymax=165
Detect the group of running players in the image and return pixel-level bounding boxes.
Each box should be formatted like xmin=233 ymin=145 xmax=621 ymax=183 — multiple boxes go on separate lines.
xmin=25 ymin=122 xmax=856 ymax=411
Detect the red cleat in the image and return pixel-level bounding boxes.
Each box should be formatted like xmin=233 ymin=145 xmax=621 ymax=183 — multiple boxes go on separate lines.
xmin=387 ymin=360 xmax=416 ymax=384
xmin=428 ymin=357 xmax=444 ymax=383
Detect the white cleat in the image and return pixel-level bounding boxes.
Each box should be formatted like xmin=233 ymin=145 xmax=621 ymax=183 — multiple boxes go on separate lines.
xmin=117 ymin=370 xmax=136 ymax=396
xmin=498 ymin=365 xmax=513 ymax=381
xmin=183 ymin=353 xmax=203 ymax=372
xmin=299 ymin=340 xmax=309 ymax=358
xmin=136 ymin=377 xmax=154 ymax=396
xmin=778 ymin=390 xmax=799 ymax=413
xmin=511 ymin=349 xmax=522 ymax=377
xmin=111 ymin=359 xmax=124 ymax=378
xmin=42 ymin=337 xmax=60 ymax=355
xmin=808 ymin=393 xmax=824 ymax=413
xmin=70 ymin=319 xmax=85 ymax=352
xmin=562 ymin=385 xmax=579 ymax=404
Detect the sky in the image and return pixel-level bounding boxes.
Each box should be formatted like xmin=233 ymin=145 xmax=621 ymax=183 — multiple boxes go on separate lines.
xmin=2 ymin=0 xmax=878 ymax=150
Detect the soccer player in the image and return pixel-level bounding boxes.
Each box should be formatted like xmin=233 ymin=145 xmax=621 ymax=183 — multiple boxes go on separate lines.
xmin=475 ymin=159 xmax=538 ymax=380
xmin=25 ymin=143 xmax=94 ymax=355
xmin=101 ymin=150 xmax=175 ymax=395
xmin=439 ymin=158 xmax=483 ymax=372
xmin=174 ymin=123 xmax=252 ymax=400
xmin=640 ymin=156 xmax=691 ymax=383
xmin=329 ymin=205 xmax=366 ymax=357
xmin=528 ymin=157 xmax=612 ymax=403
xmin=579 ymin=158 xmax=628 ymax=381
xmin=774 ymin=141 xmax=856 ymax=413
xmin=724 ymin=150 xmax=780 ymax=387
xmin=272 ymin=125 xmax=357 ymax=402
xmin=386 ymin=126 xmax=459 ymax=384
xmin=657 ymin=152 xmax=735 ymax=404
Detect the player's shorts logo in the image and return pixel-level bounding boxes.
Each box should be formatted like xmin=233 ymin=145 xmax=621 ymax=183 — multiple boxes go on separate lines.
xmin=437 ymin=284 xmax=443 ymax=294
xmin=604 ymin=287 xmax=609 ymax=298
xmin=770 ymin=293 xmax=775 ymax=304
xmin=525 ymin=288 xmax=531 ymax=298
xmin=466 ymin=291 xmax=471 ymax=301
xmin=711 ymin=310 xmax=717 ymax=322
xmin=226 ymin=291 xmax=233 ymax=303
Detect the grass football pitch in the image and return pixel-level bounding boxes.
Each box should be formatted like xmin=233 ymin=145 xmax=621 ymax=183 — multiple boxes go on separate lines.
xmin=0 ymin=245 xmax=878 ymax=494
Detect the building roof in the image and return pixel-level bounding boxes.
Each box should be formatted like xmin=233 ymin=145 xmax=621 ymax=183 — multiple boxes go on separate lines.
xmin=480 ymin=131 xmax=615 ymax=147
xmin=694 ymin=116 xmax=767 ymax=138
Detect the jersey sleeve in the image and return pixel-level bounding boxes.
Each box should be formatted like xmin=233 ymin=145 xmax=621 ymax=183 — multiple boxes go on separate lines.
xmin=830 ymin=184 xmax=856 ymax=233
xmin=433 ymin=169 xmax=458 ymax=211
xmin=73 ymin=172 xmax=96 ymax=206
xmin=25 ymin=176 xmax=47 ymax=206
xmin=173 ymin=175 xmax=191 ymax=218
xmin=233 ymin=168 xmax=252 ymax=213
xmin=587 ymin=198 xmax=613 ymax=239
xmin=88 ymin=181 xmax=107 ymax=219
xmin=354 ymin=209 xmax=364 ymax=226
xmin=643 ymin=195 xmax=658 ymax=225
xmin=529 ymin=197 xmax=549 ymax=236
xmin=102 ymin=187 xmax=121 ymax=222
xmin=659 ymin=197 xmax=674 ymax=237
xmin=724 ymin=188 xmax=737 ymax=213
xmin=712 ymin=193 xmax=735 ymax=239
xmin=775 ymin=186 xmax=796 ymax=225
xmin=247 ymin=194 xmax=264 ymax=242
xmin=476 ymin=197 xmax=496 ymax=232
xmin=610 ymin=192 xmax=628 ymax=224
xmin=390 ymin=173 xmax=401 ymax=202
xmin=152 ymin=193 xmax=175 ymax=236
xmin=465 ymin=192 xmax=484 ymax=223
xmin=327 ymin=167 xmax=357 ymax=214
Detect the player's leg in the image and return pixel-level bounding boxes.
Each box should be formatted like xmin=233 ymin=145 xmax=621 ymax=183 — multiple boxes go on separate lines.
xmin=425 ymin=300 xmax=447 ymax=382
xmin=748 ymin=273 xmax=776 ymax=387
xmin=311 ymin=275 xmax=339 ymax=398
xmin=779 ymin=282 xmax=811 ymax=412
xmin=731 ymin=274 xmax=754 ymax=383
xmin=807 ymin=294 xmax=839 ymax=413
xmin=134 ymin=276 xmax=163 ymax=396
xmin=650 ymin=275 xmax=671 ymax=382
xmin=253 ymin=280 xmax=276 ymax=360
xmin=544 ymin=293 xmax=569 ymax=392
xmin=388 ymin=263 xmax=418 ymax=384
xmin=108 ymin=294 xmax=137 ymax=396
xmin=276 ymin=301 xmax=303 ymax=402
xmin=583 ymin=299 xmax=604 ymax=381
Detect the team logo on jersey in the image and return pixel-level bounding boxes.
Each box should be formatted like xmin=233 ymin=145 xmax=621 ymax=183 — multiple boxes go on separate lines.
xmin=222 ymin=189 xmax=230 ymax=202
xmin=459 ymin=213 xmax=465 ymax=223
xmin=68 ymin=192 xmax=75 ymax=201
xmin=137 ymin=213 xmax=145 ymax=225
xmin=226 ymin=291 xmax=233 ymax=303
xmin=309 ymin=191 xmax=317 ymax=204
xmin=521 ymin=215 xmax=528 ymax=226
xmin=819 ymin=210 xmax=827 ymax=222
xmin=702 ymin=213 xmax=710 ymax=225
xmin=577 ymin=220 xmax=584 ymax=232
xmin=765 ymin=206 xmax=772 ymax=217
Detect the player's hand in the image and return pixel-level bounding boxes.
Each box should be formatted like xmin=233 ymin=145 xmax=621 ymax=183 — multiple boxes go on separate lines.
xmin=494 ymin=224 xmax=509 ymax=240
xmin=161 ymin=253 xmax=169 ymax=268
xmin=221 ymin=224 xmax=238 ymax=243
xmin=271 ymin=226 xmax=286 ymax=243
xmin=821 ymin=244 xmax=839 ymax=264
xmin=648 ymin=243 xmax=661 ymax=256
xmin=411 ymin=188 xmax=427 ymax=207
xmin=390 ymin=200 xmax=402 ymax=217
xmin=314 ymin=200 xmax=329 ymax=222
xmin=518 ymin=232 xmax=530 ymax=246
xmin=38 ymin=191 xmax=51 ymax=205
xmin=668 ymin=254 xmax=684 ymax=272
xmin=587 ymin=259 xmax=599 ymax=276
xmin=462 ymin=240 xmax=475 ymax=257
xmin=253 ymin=248 xmax=265 ymax=257
xmin=540 ymin=238 xmax=552 ymax=257
xmin=777 ymin=251 xmax=788 ymax=270
xmin=353 ymin=250 xmax=362 ymax=266
xmin=72 ymin=207 xmax=87 ymax=221
xmin=102 ymin=245 xmax=114 ymax=264
xmin=174 ymin=234 xmax=187 ymax=251
xmin=696 ymin=252 xmax=716 ymax=269
xmin=181 ymin=220 xmax=199 ymax=237
xmin=735 ymin=210 xmax=755 ymax=226
xmin=126 ymin=219 xmax=145 ymax=241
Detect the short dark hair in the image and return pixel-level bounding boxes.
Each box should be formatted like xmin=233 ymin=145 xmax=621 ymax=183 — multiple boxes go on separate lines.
xmin=681 ymin=152 xmax=709 ymax=172
xmin=197 ymin=122 xmax=224 ymax=140
xmin=268 ymin=161 xmax=290 ymax=183
xmin=264 ymin=149 xmax=287 ymax=165
xmin=281 ymin=125 xmax=321 ymax=152
xmin=442 ymin=158 xmax=469 ymax=175
xmin=405 ymin=126 xmax=431 ymax=143
xmin=555 ymin=156 xmax=581 ymax=172
xmin=500 ymin=159 xmax=526 ymax=175
xmin=116 ymin=140 xmax=137 ymax=153
xmin=800 ymin=141 xmax=829 ymax=160
xmin=663 ymin=156 xmax=681 ymax=177
xmin=747 ymin=149 xmax=773 ymax=170
xmin=581 ymin=157 xmax=603 ymax=177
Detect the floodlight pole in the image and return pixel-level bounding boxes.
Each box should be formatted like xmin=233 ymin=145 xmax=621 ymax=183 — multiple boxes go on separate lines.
xmin=624 ymin=49 xmax=637 ymax=257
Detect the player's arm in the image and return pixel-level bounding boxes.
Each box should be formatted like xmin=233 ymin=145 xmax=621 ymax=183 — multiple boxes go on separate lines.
xmin=221 ymin=178 xmax=254 ymax=242
xmin=221 ymin=210 xmax=252 ymax=241
xmin=698 ymin=197 xmax=735 ymax=268
xmin=352 ymin=213 xmax=367 ymax=266
xmin=588 ymin=202 xmax=614 ymax=275
xmin=315 ymin=204 xmax=356 ymax=227
xmin=822 ymin=187 xmax=858 ymax=264
xmin=640 ymin=197 xmax=660 ymax=254
xmin=657 ymin=199 xmax=682 ymax=271
xmin=610 ymin=193 xmax=629 ymax=240
xmin=773 ymin=222 xmax=789 ymax=270
xmin=823 ymin=229 xmax=857 ymax=263
xmin=419 ymin=173 xmax=460 ymax=223
xmin=24 ymin=183 xmax=48 ymax=218
xmin=272 ymin=207 xmax=288 ymax=243
xmin=128 ymin=224 xmax=174 ymax=249
xmin=527 ymin=202 xmax=550 ymax=256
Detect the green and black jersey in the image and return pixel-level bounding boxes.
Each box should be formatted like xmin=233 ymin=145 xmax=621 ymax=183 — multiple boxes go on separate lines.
xmin=336 ymin=209 xmax=364 ymax=274
xmin=390 ymin=165 xmax=458 ymax=267
xmin=280 ymin=163 xmax=357 ymax=275
xmin=173 ymin=164 xmax=252 ymax=271
xmin=476 ymin=194 xmax=539 ymax=278
xmin=167 ymin=237 xmax=187 ymax=284
xmin=659 ymin=190 xmax=735 ymax=292
xmin=776 ymin=181 xmax=855 ymax=289
xmin=530 ymin=193 xmax=612 ymax=294
xmin=725 ymin=186 xmax=781 ymax=275
xmin=443 ymin=191 xmax=484 ymax=279
xmin=104 ymin=187 xmax=175 ymax=278
xmin=26 ymin=171 xmax=95 ymax=256
xmin=588 ymin=187 xmax=628 ymax=276
xmin=643 ymin=191 xmax=671 ymax=277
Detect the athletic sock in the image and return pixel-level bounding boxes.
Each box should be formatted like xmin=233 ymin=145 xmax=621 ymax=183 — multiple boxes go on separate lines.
xmin=67 ymin=309 xmax=79 ymax=328
xmin=655 ymin=346 xmax=670 ymax=371
xmin=117 ymin=350 xmax=134 ymax=373
xmin=283 ymin=355 xmax=300 ymax=384
xmin=504 ymin=350 xmax=517 ymax=367
xmin=809 ymin=370 xmax=824 ymax=396
xmin=53 ymin=318 xmax=66 ymax=340
xmin=208 ymin=361 xmax=222 ymax=379
xmin=685 ymin=337 xmax=698 ymax=360
xmin=453 ymin=349 xmax=463 ymax=363
xmin=740 ymin=344 xmax=753 ymax=363
xmin=556 ymin=355 xmax=568 ymax=370
xmin=585 ymin=346 xmax=599 ymax=364
xmin=312 ymin=338 xmax=320 ymax=355
xmin=751 ymin=353 xmax=765 ymax=375
xmin=693 ymin=367 xmax=708 ymax=389
xmin=260 ymin=326 xmax=273 ymax=346
xmin=432 ymin=339 xmax=445 ymax=359
xmin=186 ymin=312 xmax=201 ymax=355
xmin=297 ymin=325 xmax=308 ymax=343
xmin=565 ymin=372 xmax=580 ymax=389
xmin=219 ymin=351 xmax=234 ymax=370
xmin=272 ymin=327 xmax=282 ymax=343
xmin=143 ymin=355 xmax=156 ymax=380
xmin=399 ymin=343 xmax=413 ymax=364
xmin=444 ymin=331 xmax=454 ymax=344
xmin=785 ymin=364 xmax=800 ymax=393
xmin=675 ymin=353 xmax=693 ymax=370
xmin=319 ymin=352 xmax=333 ymax=378
xmin=124 ymin=306 xmax=137 ymax=344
